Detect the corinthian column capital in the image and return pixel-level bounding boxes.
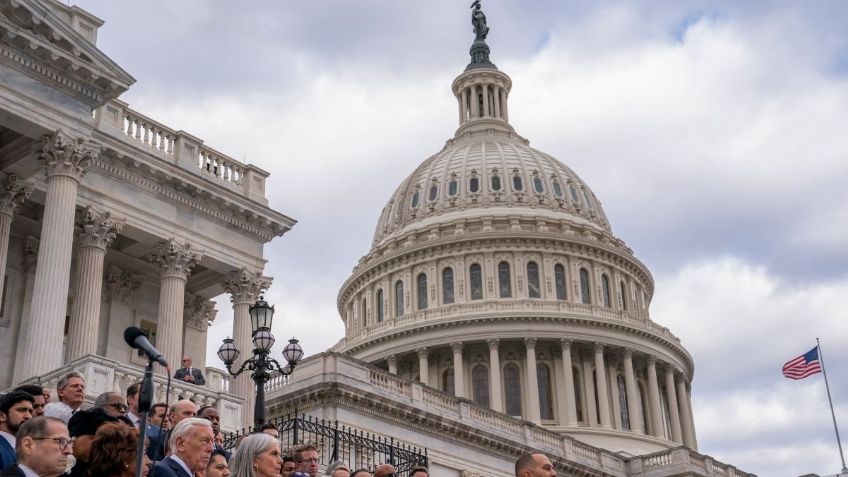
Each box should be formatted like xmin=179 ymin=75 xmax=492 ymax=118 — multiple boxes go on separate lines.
xmin=222 ymin=268 xmax=272 ymax=305
xmin=38 ymin=130 xmax=99 ymax=181
xmin=0 ymin=174 xmax=33 ymax=217
xmin=75 ymin=207 xmax=123 ymax=250
xmin=184 ymin=294 xmax=218 ymax=331
xmin=149 ymin=239 xmax=201 ymax=279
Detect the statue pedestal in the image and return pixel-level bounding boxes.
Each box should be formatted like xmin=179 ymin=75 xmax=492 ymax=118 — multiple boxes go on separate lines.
xmin=466 ymin=40 xmax=497 ymax=71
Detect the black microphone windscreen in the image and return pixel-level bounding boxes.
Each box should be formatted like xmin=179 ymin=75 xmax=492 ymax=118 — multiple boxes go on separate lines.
xmin=124 ymin=326 xmax=146 ymax=347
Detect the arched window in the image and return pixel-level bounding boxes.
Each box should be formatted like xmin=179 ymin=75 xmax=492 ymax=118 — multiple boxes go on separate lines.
xmin=498 ymin=261 xmax=512 ymax=298
xmin=538 ymin=363 xmax=554 ymax=420
xmin=601 ymin=274 xmax=611 ymax=308
xmin=411 ymin=191 xmax=420 ymax=208
xmin=448 ymin=178 xmax=458 ymax=196
xmin=569 ymin=183 xmax=580 ymax=203
xmin=469 ymin=176 xmax=480 ymax=193
xmin=554 ymin=264 xmax=567 ymax=300
xmin=469 ymin=264 xmax=483 ymax=300
xmin=617 ymin=374 xmax=630 ymax=430
xmin=573 ymin=367 xmax=584 ymax=423
xmin=428 ymin=184 xmax=438 ymax=202
xmin=472 ymin=365 xmax=489 ymax=407
xmin=504 ymin=364 xmax=522 ymax=417
xmin=491 ymin=174 xmax=502 ymax=191
xmin=527 ymin=262 xmax=540 ymax=298
xmin=361 ymin=297 xmax=367 ymax=328
xmin=417 ymin=273 xmax=428 ymax=310
xmin=533 ymin=175 xmax=544 ymax=193
xmin=579 ymin=268 xmax=591 ymax=304
xmin=552 ymin=180 xmax=563 ymax=197
xmin=443 ymin=369 xmax=455 ymax=395
xmin=583 ymin=190 xmax=594 ymax=211
xmin=620 ymin=281 xmax=628 ymax=311
xmin=442 ymin=268 xmax=455 ymax=305
xmin=376 ymin=289 xmax=384 ymax=323
xmin=512 ymin=174 xmax=523 ymax=191
xmin=394 ymin=280 xmax=404 ymax=316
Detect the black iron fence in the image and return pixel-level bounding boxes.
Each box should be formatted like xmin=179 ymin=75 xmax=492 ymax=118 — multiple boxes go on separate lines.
xmin=222 ymin=414 xmax=429 ymax=476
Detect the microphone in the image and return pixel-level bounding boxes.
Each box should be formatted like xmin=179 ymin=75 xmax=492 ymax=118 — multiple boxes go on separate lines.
xmin=124 ymin=326 xmax=169 ymax=368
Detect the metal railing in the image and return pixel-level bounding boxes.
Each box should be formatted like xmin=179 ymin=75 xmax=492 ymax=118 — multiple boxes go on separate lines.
xmin=222 ymin=414 xmax=428 ymax=476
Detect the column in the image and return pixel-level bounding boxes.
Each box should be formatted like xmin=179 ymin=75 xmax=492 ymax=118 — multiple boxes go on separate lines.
xmin=417 ymin=348 xmax=429 ymax=386
xmin=594 ymin=342 xmax=612 ymax=428
xmin=0 ymin=175 xmax=32 ymax=307
xmin=66 ymin=207 xmax=122 ymax=361
xmin=387 ymin=355 xmax=398 ymax=375
xmin=150 ymin=239 xmax=201 ymax=372
xmin=223 ymin=268 xmax=271 ymax=430
xmin=560 ymin=339 xmax=578 ymax=425
xmin=458 ymin=89 xmax=467 ymax=124
xmin=481 ymin=84 xmax=490 ymax=117
xmin=451 ymin=342 xmax=465 ymax=398
xmin=524 ymin=338 xmax=541 ymax=423
xmin=470 ymin=85 xmax=479 ymax=119
xmin=623 ymin=349 xmax=643 ymax=434
xmin=493 ymin=86 xmax=502 ymax=119
xmin=501 ymin=89 xmax=509 ymax=122
xmin=11 ymin=238 xmax=38 ymax=381
xmin=665 ymin=367 xmax=683 ymax=443
xmin=582 ymin=355 xmax=597 ymax=426
xmin=608 ymin=360 xmax=622 ymax=429
xmin=646 ymin=356 xmax=663 ymax=438
xmin=17 ymin=131 xmax=99 ymax=381
xmin=677 ymin=375 xmax=696 ymax=449
xmin=487 ymin=339 xmax=503 ymax=413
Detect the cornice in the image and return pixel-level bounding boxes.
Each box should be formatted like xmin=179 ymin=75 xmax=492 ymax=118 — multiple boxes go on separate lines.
xmin=334 ymin=312 xmax=694 ymax=378
xmin=89 ymin=152 xmax=292 ymax=242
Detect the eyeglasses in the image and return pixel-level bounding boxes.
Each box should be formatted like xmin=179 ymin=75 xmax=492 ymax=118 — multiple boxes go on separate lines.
xmin=301 ymin=458 xmax=319 ymax=464
xmin=104 ymin=402 xmax=128 ymax=412
xmin=34 ymin=437 xmax=75 ymax=449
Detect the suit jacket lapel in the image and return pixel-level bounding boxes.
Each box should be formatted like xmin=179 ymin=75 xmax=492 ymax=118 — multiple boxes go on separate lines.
xmin=166 ymin=457 xmax=193 ymax=477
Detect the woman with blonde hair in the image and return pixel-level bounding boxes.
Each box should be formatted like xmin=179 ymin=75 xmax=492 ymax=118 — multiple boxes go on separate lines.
xmin=229 ymin=433 xmax=283 ymax=477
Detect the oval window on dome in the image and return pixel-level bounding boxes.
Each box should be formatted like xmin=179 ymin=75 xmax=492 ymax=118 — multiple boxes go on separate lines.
xmin=429 ymin=184 xmax=438 ymax=202
xmin=533 ymin=176 xmax=544 ymax=194
xmin=583 ymin=190 xmax=594 ymax=211
xmin=469 ymin=176 xmax=480 ymax=193
xmin=569 ymin=183 xmax=580 ymax=203
xmin=491 ymin=175 xmax=502 ymax=191
xmin=512 ymin=175 xmax=523 ymax=191
xmin=448 ymin=179 xmax=458 ymax=196
xmin=411 ymin=191 xmax=420 ymax=208
xmin=552 ymin=180 xmax=563 ymax=197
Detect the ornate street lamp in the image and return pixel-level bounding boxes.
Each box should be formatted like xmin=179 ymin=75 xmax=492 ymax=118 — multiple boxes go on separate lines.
xmin=217 ymin=296 xmax=303 ymax=429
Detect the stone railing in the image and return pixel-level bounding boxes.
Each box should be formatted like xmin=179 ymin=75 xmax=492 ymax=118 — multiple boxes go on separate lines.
xmin=628 ymin=448 xmax=755 ymax=477
xmin=93 ymin=99 xmax=269 ymax=204
xmin=267 ymin=353 xmax=752 ymax=477
xmin=18 ymin=354 xmax=245 ymax=433
xmin=333 ymin=299 xmax=680 ymax=351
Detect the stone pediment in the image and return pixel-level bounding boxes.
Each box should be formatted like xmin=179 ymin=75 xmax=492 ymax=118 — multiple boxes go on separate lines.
xmin=0 ymin=0 xmax=134 ymax=106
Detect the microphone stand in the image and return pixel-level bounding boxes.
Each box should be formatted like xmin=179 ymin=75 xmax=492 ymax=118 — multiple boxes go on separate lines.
xmin=135 ymin=360 xmax=155 ymax=477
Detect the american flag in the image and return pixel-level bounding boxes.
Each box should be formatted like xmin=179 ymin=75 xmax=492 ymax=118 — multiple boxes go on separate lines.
xmin=782 ymin=346 xmax=822 ymax=380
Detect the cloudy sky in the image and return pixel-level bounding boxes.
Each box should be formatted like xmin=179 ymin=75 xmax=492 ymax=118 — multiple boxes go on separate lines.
xmin=72 ymin=1 xmax=848 ymax=475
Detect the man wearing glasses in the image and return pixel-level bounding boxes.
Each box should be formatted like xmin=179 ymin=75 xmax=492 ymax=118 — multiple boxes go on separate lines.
xmin=93 ymin=392 xmax=127 ymax=418
xmin=0 ymin=416 xmax=72 ymax=477
xmin=295 ymin=444 xmax=321 ymax=477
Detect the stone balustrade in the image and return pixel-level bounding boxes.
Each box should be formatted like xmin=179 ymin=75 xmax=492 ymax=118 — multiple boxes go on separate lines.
xmin=332 ymin=299 xmax=680 ymax=351
xmin=266 ymin=352 xmax=750 ymax=476
xmin=93 ymin=99 xmax=269 ymax=204
xmin=15 ymin=354 xmax=245 ymax=432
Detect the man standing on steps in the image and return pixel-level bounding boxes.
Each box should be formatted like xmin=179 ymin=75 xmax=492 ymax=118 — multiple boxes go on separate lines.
xmin=43 ymin=372 xmax=86 ymax=424
xmin=173 ymin=357 xmax=205 ymax=385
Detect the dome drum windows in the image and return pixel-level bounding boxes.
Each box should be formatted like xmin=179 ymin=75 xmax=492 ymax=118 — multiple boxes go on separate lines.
xmin=468 ymin=171 xmax=481 ymax=194
xmin=394 ymin=280 xmax=404 ymax=317
xmin=442 ymin=268 xmax=455 ymax=305
xmin=526 ymin=261 xmax=541 ymax=299
xmin=498 ymin=261 xmax=512 ymax=298
xmin=601 ymin=274 xmax=612 ymax=308
xmin=579 ymin=268 xmax=591 ymax=304
xmin=469 ymin=263 xmax=483 ymax=300
xmin=417 ymin=272 xmax=428 ymax=310
xmin=554 ymin=264 xmax=567 ymax=300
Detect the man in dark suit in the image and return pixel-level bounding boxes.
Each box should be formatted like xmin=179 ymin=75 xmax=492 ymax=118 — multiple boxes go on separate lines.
xmin=173 ymin=357 xmax=205 ymax=385
xmin=0 ymin=391 xmax=34 ymax=470
xmin=0 ymin=417 xmax=71 ymax=477
xmin=152 ymin=417 xmax=214 ymax=477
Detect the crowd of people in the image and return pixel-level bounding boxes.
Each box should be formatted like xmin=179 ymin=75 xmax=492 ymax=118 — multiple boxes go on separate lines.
xmin=1 ymin=371 xmax=558 ymax=477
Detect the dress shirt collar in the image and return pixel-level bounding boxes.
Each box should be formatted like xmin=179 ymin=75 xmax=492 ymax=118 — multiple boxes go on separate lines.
xmin=171 ymin=454 xmax=194 ymax=477
xmin=0 ymin=430 xmax=14 ymax=448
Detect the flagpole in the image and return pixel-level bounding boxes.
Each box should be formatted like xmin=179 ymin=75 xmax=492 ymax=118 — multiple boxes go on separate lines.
xmin=818 ymin=337 xmax=848 ymax=473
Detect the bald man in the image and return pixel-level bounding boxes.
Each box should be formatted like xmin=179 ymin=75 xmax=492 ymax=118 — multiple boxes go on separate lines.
xmin=514 ymin=453 xmax=556 ymax=477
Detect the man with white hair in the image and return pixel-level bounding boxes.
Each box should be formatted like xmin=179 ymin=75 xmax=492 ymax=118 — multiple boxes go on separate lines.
xmin=43 ymin=372 xmax=85 ymax=424
xmin=153 ymin=417 xmax=214 ymax=477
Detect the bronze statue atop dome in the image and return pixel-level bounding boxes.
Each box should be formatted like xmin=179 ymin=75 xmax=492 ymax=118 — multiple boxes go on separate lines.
xmin=471 ymin=0 xmax=489 ymax=41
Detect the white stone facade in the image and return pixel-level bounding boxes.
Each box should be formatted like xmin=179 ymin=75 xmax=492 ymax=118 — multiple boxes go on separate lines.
xmin=0 ymin=0 xmax=292 ymax=431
